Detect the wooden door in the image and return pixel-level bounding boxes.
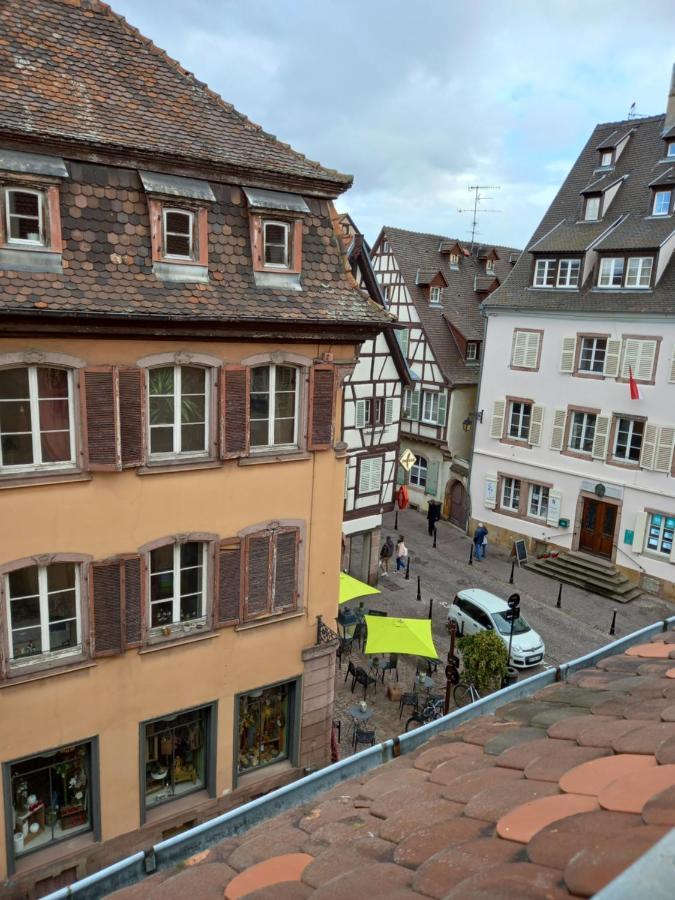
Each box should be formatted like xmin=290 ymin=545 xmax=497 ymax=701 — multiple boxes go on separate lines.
xmin=579 ymin=497 xmax=616 ymax=558
xmin=448 ymin=481 xmax=468 ymax=529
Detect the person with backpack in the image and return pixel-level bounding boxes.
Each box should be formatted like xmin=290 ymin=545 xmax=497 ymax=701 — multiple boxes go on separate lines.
xmin=379 ymin=535 xmax=395 ymax=575
xmin=473 ymin=522 xmax=488 ymax=560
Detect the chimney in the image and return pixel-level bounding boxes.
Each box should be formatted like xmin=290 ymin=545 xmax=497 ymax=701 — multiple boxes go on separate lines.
xmin=665 ymin=63 xmax=675 ymax=135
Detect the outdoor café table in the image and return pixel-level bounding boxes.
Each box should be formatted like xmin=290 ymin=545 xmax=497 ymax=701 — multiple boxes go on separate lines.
xmin=348 ymin=704 xmax=373 ymax=736
xmin=367 ymin=658 xmax=390 ymax=682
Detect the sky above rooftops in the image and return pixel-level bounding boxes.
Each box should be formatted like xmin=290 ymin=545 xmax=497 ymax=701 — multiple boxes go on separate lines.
xmin=114 ymin=0 xmax=675 ymax=248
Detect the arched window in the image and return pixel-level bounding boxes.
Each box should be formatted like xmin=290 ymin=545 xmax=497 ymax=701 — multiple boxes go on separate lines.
xmin=0 ymin=365 xmax=76 ymax=471
xmin=410 ymin=455 xmax=427 ymax=488
xmin=250 ymin=364 xmax=298 ymax=449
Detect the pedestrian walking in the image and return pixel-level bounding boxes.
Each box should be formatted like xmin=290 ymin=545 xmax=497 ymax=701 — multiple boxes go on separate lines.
xmin=473 ymin=522 xmax=488 ymax=561
xmin=395 ymin=535 xmax=408 ymax=573
xmin=379 ymin=535 xmax=395 ymax=576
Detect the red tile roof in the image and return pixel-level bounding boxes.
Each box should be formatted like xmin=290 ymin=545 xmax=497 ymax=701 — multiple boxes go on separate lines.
xmin=0 ymin=0 xmax=351 ymax=193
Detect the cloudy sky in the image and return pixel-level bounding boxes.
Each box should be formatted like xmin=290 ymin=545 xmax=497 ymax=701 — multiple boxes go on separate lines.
xmin=115 ymin=0 xmax=675 ymax=249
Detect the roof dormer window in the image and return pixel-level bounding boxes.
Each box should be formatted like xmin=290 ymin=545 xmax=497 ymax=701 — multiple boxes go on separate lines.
xmin=263 ymin=221 xmax=290 ymax=268
xmin=653 ymin=189 xmax=672 ymax=216
xmin=584 ymin=195 xmax=601 ymax=221
xmin=5 ymin=189 xmax=44 ymax=246
xmin=486 ymin=258 xmax=495 ymax=275
xmin=597 ymin=255 xmax=653 ymax=289
xmin=599 ymin=150 xmax=613 ymax=168
xmin=667 ymin=141 xmax=675 ymax=158
xmin=430 ymin=286 xmax=442 ymax=305
xmin=163 ymin=208 xmax=194 ymax=259
xmin=449 ymin=253 xmax=459 ymax=269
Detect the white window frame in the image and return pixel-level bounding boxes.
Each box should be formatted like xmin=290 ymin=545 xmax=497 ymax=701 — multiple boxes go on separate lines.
xmin=557 ymin=258 xmax=580 ymax=288
xmin=486 ymin=258 xmax=495 ymax=275
xmin=449 ymin=253 xmax=459 ymax=268
xmin=429 ymin=286 xmax=442 ymax=304
xmin=6 ymin=563 xmax=82 ymax=668
xmin=466 ymin=342 xmax=477 ymax=361
xmin=653 ymin=190 xmax=671 ymax=216
xmin=625 ymin=257 xmax=653 ymax=289
xmin=409 ymin=455 xmax=427 ymax=488
xmin=578 ymin=337 xmax=607 ymax=373
xmin=162 ymin=208 xmax=194 ymax=260
xmin=667 ymin=142 xmax=675 ymax=159
xmin=613 ymin=416 xmax=644 ymax=462
xmin=528 ymin=484 xmax=549 ymax=519
xmin=533 ymin=259 xmax=556 ymax=287
xmin=250 ymin=364 xmax=299 ymax=450
xmin=421 ymin=391 xmax=439 ymax=424
xmin=0 ymin=366 xmax=76 ymax=473
xmin=598 ymin=257 xmax=624 ymax=287
xmin=5 ymin=188 xmax=45 ymax=246
xmin=147 ymin=365 xmax=210 ymax=459
xmin=646 ymin=513 xmax=675 ymax=557
xmin=584 ymin=195 xmax=601 ymax=221
xmin=501 ymin=477 xmax=521 ymax=511
xmin=508 ymin=401 xmax=531 ymax=441
xmin=600 ymin=150 xmax=613 ymax=167
xmin=569 ymin=411 xmax=596 ymax=454
xmin=149 ymin=542 xmax=207 ymax=632
xmin=263 ymin=220 xmax=290 ymax=268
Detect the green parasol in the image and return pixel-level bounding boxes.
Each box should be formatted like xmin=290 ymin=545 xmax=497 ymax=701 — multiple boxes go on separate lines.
xmin=338 ymin=572 xmax=381 ymax=605
xmin=364 ymin=615 xmax=437 ymax=658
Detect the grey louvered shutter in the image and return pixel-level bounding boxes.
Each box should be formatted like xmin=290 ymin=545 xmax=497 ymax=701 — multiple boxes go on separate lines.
xmin=425 ymin=460 xmax=439 ymax=496
xmin=410 ymin=388 xmax=421 ymax=421
xmin=221 ymin=366 xmax=249 ymax=458
xmin=83 ymin=367 xmax=118 ymax=470
xmin=218 ymin=540 xmax=241 ymax=626
xmin=640 ymin=423 xmax=659 ymax=471
xmin=592 ymin=415 xmax=611 ymax=460
xmin=559 ymin=337 xmax=576 ymax=373
xmin=384 ymin=398 xmax=394 ymax=425
xmin=246 ymin=533 xmax=271 ymax=619
xmin=490 ymin=400 xmax=506 ymax=439
xmin=274 ymin=530 xmax=299 ymax=612
xmin=124 ymin=555 xmax=142 ymax=647
xmin=355 ymin=399 xmax=367 ymax=429
xmin=119 ymin=367 xmax=143 ymax=467
xmin=604 ymin=340 xmax=622 ymax=377
xmin=654 ymin=426 xmax=675 ymax=473
xmin=92 ymin=559 xmax=123 ymax=656
xmin=437 ymin=392 xmax=447 ymax=427
xmin=528 ymin=405 xmax=544 ymax=447
xmin=550 ymin=409 xmax=567 ymax=451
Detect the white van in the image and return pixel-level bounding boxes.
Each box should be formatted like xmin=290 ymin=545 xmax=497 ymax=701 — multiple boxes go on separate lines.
xmin=448 ymin=588 xmax=545 ymax=668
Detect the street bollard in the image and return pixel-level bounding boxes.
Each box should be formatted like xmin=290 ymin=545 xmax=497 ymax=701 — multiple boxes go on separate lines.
xmin=394 ymin=509 xmax=399 ymax=531
xmin=416 ymin=575 xmax=422 ymax=602
xmin=556 ymin=583 xmax=562 ymax=609
xmin=428 ymin=597 xmax=434 ymax=619
xmin=433 ymin=526 xmax=438 ymax=549
xmin=405 ymin=556 xmax=410 ymax=580
xmin=509 ymin=559 xmax=515 ymax=585
xmin=468 ymin=544 xmax=473 ymax=566
xmin=609 ymin=609 xmax=617 ymax=636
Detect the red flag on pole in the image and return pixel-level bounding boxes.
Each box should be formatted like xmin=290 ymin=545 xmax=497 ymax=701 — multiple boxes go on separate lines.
xmin=629 ymin=366 xmax=641 ymax=400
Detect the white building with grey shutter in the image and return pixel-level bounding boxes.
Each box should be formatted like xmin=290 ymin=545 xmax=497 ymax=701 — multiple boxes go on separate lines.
xmin=471 ymin=67 xmax=675 ymax=602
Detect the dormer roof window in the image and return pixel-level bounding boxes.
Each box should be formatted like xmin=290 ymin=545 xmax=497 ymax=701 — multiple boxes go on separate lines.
xmin=5 ymin=188 xmax=44 ymax=245
xmin=430 ymin=285 xmax=442 ymax=305
xmin=599 ymin=150 xmax=613 ymax=168
xmin=449 ymin=253 xmax=459 ymax=269
xmin=485 ymin=258 xmax=495 ymax=275
xmin=163 ymin=209 xmax=194 ymax=259
xmin=667 ymin=141 xmax=675 ymax=158
xmin=597 ymin=255 xmax=653 ymax=290
xmin=653 ymin=189 xmax=672 ymax=216
xmin=584 ymin=194 xmax=601 ymax=221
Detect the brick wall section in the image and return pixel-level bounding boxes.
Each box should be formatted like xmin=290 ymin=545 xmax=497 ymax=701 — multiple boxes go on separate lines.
xmin=300 ymin=641 xmax=338 ymax=770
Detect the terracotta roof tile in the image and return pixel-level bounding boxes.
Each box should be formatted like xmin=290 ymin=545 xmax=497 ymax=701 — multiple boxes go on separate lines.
xmin=526 ymin=809 xmax=642 ymax=870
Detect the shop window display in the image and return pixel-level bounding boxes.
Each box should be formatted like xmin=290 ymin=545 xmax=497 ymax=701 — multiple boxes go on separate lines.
xmin=238 ymin=683 xmax=291 ymax=773
xmin=144 ymin=707 xmax=207 ymax=808
xmin=9 ymin=743 xmax=91 ymax=859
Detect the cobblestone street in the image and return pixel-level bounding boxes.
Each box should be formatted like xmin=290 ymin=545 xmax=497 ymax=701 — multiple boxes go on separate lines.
xmin=333 ymin=506 xmax=674 ymax=758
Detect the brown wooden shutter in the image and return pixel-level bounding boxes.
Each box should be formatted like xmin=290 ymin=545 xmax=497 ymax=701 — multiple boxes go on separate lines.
xmin=221 ymin=365 xmax=250 ymax=458
xmin=124 ymin=555 xmax=142 ymax=647
xmin=245 ymin=533 xmax=271 ymax=620
xmin=82 ymin=367 xmax=118 ymax=470
xmin=217 ymin=540 xmax=242 ymax=626
xmin=308 ymin=364 xmax=336 ymax=450
xmin=273 ymin=529 xmax=298 ymax=612
xmin=92 ymin=559 xmax=123 ymax=655
xmin=119 ymin=367 xmax=143 ymax=467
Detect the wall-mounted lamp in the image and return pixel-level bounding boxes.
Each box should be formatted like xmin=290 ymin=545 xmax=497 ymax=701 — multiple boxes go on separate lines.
xmin=462 ymin=410 xmax=484 ymax=432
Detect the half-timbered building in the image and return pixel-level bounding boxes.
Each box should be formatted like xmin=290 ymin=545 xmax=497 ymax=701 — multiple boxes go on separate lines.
xmin=0 ymin=1 xmax=390 ymax=893
xmin=370 ymin=227 xmax=519 ymax=528
xmin=338 ymin=216 xmax=411 ymax=582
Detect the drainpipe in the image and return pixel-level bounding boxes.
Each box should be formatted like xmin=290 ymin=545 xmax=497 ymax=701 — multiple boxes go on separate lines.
xmin=465 ymin=305 xmax=490 ymax=536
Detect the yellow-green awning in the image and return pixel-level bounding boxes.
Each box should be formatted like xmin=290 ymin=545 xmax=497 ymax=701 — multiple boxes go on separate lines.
xmin=364 ymin=615 xmax=437 ymax=657
xmin=338 ymin=572 xmax=381 ymax=605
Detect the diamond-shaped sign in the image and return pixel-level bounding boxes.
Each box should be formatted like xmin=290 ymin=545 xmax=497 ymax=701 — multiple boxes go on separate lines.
xmin=399 ymin=448 xmax=416 ymax=472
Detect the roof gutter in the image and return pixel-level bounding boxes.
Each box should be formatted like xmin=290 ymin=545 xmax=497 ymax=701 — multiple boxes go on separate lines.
xmin=42 ymin=615 xmax=675 ymax=900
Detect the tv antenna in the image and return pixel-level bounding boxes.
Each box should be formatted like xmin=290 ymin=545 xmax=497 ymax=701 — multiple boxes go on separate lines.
xmin=458 ymin=184 xmax=501 ymax=252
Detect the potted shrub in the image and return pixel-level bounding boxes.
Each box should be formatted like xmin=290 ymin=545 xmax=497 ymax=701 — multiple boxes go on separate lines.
xmin=457 ymin=629 xmax=508 ymax=695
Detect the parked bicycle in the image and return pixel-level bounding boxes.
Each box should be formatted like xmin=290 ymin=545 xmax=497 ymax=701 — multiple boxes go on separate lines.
xmin=404 ymin=696 xmax=445 ymax=731
xmin=453 ymin=679 xmax=481 ymax=708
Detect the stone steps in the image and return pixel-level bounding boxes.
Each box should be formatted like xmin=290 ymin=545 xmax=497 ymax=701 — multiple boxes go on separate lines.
xmin=525 ymin=551 xmax=642 ymax=604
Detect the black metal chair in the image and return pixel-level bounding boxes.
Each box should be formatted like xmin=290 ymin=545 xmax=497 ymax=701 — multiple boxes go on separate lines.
xmin=353 ymin=728 xmax=376 ymax=752
xmin=352 ymin=666 xmax=377 ymax=699
xmin=379 ymin=653 xmax=399 ymax=682
xmin=344 ymin=660 xmax=357 ymax=685
xmin=398 ymin=691 xmax=419 ymax=719
xmin=336 ymin=636 xmax=354 ymax=670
